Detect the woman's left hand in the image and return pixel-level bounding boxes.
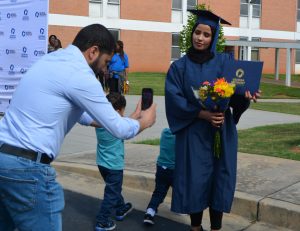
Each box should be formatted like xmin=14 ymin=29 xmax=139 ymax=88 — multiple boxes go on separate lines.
xmin=245 ymin=90 xmax=262 ymax=103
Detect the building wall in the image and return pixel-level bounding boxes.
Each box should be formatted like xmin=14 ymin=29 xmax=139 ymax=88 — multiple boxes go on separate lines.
xmin=198 ymin=0 xmax=240 ymax=27
xmin=121 ymin=30 xmax=171 ymax=72
xmin=121 ymin=0 xmax=171 ymax=22
xmin=48 ymin=0 xmax=300 ymax=75
xmin=261 ymin=0 xmax=297 ymax=31
xmin=49 ymin=0 xmax=88 ymax=16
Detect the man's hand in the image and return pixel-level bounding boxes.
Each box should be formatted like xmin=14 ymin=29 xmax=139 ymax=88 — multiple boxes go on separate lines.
xmin=138 ymin=103 xmax=157 ymax=133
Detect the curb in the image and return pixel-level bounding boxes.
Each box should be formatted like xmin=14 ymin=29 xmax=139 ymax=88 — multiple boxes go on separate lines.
xmin=53 ymin=161 xmax=299 ymax=230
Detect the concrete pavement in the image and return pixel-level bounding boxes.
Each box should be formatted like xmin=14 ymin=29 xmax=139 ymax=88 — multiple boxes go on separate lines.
xmin=54 ymin=96 xmax=300 ymax=230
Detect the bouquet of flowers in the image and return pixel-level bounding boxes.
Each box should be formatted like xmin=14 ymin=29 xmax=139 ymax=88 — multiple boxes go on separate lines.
xmin=192 ymin=78 xmax=235 ymax=158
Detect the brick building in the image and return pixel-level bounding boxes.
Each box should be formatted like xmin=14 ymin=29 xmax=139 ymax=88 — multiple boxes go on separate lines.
xmin=49 ymin=0 xmax=300 ymax=74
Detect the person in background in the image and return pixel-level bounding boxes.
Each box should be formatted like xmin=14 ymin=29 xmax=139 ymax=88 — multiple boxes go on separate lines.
xmin=143 ymin=128 xmax=175 ymax=226
xmin=108 ymin=40 xmax=129 ymax=94
xmin=0 ymin=24 xmax=156 ymax=231
xmin=165 ymin=10 xmax=259 ymax=231
xmin=48 ymin=34 xmax=57 ymax=53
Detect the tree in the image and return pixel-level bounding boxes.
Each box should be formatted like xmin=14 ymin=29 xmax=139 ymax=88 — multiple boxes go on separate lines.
xmin=179 ymin=4 xmax=226 ymax=54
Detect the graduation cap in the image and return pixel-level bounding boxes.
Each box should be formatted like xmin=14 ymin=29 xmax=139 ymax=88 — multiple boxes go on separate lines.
xmin=188 ymin=10 xmax=231 ymax=53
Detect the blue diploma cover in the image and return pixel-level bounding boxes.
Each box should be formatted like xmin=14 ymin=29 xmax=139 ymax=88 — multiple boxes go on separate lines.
xmin=222 ymin=59 xmax=264 ymax=95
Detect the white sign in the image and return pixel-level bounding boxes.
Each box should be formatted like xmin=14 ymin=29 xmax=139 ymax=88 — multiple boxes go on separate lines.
xmin=0 ymin=0 xmax=48 ymax=113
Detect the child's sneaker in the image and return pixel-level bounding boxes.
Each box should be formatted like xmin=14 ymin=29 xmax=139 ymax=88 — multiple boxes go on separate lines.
xmin=115 ymin=202 xmax=133 ymax=221
xmin=95 ymin=219 xmax=116 ymax=231
xmin=143 ymin=213 xmax=154 ymax=225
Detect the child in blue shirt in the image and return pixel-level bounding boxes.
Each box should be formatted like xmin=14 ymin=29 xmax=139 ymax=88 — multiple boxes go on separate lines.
xmin=95 ymin=93 xmax=132 ymax=231
xmin=143 ymin=128 xmax=175 ymax=225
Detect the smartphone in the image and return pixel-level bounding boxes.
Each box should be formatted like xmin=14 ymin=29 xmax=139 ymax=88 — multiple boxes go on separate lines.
xmin=141 ymin=88 xmax=153 ymax=110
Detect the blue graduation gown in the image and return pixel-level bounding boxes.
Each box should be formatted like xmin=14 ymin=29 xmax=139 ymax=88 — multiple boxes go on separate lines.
xmin=165 ymin=53 xmax=249 ymax=214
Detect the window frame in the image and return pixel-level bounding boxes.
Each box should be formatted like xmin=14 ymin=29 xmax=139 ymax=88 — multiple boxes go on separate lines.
xmin=172 ymin=0 xmax=182 ymax=11
xmin=240 ymin=0 xmax=261 ymax=18
xmin=171 ymin=33 xmax=181 ymax=61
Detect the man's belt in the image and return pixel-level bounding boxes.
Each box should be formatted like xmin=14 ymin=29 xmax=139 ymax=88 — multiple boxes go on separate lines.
xmin=0 ymin=143 xmax=53 ymax=164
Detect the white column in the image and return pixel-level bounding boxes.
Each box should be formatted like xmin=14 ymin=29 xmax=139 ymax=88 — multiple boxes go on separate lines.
xmin=286 ymin=48 xmax=291 ymax=87
xmin=182 ymin=0 xmax=188 ymax=24
xmin=275 ymin=48 xmax=280 ymax=80
xmin=102 ymin=0 xmax=107 ymax=18
xmin=247 ymin=3 xmax=253 ymax=61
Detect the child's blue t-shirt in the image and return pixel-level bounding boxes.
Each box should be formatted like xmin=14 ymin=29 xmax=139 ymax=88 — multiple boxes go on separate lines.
xmin=95 ymin=127 xmax=124 ymax=170
xmin=157 ymin=128 xmax=175 ymax=170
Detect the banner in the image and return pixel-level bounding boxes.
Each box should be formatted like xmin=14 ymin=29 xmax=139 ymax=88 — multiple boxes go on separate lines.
xmin=0 ymin=0 xmax=48 ymax=113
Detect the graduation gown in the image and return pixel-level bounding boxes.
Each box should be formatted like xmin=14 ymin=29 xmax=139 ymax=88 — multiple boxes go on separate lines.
xmin=165 ymin=53 xmax=249 ymax=214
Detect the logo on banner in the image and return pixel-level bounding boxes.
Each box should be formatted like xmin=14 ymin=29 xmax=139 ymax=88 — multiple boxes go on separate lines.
xmin=38 ymin=28 xmax=45 ymax=40
xmin=7 ymin=12 xmax=17 ymax=19
xmin=21 ymin=46 xmax=28 ymax=58
xmin=20 ymin=68 xmax=27 ymax=74
xmin=8 ymin=64 xmax=15 ymax=75
xmin=6 ymin=49 xmax=16 ymax=55
xmin=23 ymin=9 xmax=29 ymax=20
xmin=34 ymin=50 xmax=45 ymax=57
xmin=22 ymin=30 xmax=32 ymax=37
xmin=35 ymin=11 xmax=47 ymax=18
xmin=10 ymin=28 xmax=16 ymax=39
xmin=4 ymin=85 xmax=14 ymax=91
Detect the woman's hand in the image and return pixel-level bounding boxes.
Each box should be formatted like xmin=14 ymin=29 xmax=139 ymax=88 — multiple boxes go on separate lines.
xmin=198 ymin=110 xmax=224 ymax=128
xmin=130 ymin=99 xmax=142 ymax=120
xmin=245 ymin=90 xmax=262 ymax=103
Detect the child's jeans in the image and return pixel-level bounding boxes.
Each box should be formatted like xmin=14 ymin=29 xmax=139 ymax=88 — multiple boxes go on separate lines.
xmin=96 ymin=165 xmax=125 ymax=222
xmin=147 ymin=165 xmax=174 ymax=212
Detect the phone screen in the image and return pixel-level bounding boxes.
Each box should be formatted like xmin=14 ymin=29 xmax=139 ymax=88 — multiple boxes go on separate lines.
xmin=141 ymin=88 xmax=153 ymax=110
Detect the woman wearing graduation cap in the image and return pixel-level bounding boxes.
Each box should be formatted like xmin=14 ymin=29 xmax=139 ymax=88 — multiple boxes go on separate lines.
xmin=165 ymin=10 xmax=259 ymax=231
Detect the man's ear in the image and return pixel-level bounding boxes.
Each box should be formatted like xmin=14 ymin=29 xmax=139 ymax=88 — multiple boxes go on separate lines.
xmin=85 ymin=46 xmax=99 ymax=62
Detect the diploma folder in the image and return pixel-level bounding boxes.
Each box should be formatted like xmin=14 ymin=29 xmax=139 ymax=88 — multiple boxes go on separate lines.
xmin=222 ymin=59 xmax=264 ymax=95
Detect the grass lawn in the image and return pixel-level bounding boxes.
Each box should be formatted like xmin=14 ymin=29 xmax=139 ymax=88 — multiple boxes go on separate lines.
xmin=263 ymin=73 xmax=300 ymax=83
xmin=238 ymin=123 xmax=300 ymax=161
xmin=260 ymin=82 xmax=300 ymax=98
xmin=250 ymin=102 xmax=300 ymax=115
xmin=134 ymin=123 xmax=300 ymax=161
xmin=127 ymin=72 xmax=166 ymax=95
xmin=128 ymin=72 xmax=300 ymax=98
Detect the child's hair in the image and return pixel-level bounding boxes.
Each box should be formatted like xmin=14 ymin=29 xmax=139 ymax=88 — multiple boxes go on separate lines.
xmin=106 ymin=92 xmax=126 ymax=111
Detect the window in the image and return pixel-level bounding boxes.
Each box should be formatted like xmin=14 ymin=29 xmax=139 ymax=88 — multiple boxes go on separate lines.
xmin=89 ymin=0 xmax=102 ymax=18
xmin=171 ymin=33 xmax=181 ymax=60
xmin=296 ymin=50 xmax=300 ymax=64
xmin=239 ymin=37 xmax=260 ymax=61
xmin=187 ymin=0 xmax=196 ymax=10
xmin=107 ymin=0 xmax=120 ymax=18
xmin=240 ymin=0 xmax=261 ymax=18
xmin=298 ymin=0 xmax=300 ymax=22
xmin=172 ymin=0 xmax=182 ymax=10
xmin=108 ymin=29 xmax=119 ymax=42
xmin=108 ymin=0 xmax=119 ymax=4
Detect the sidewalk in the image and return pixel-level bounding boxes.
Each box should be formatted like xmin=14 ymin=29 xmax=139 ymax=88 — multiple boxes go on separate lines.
xmin=55 ymin=96 xmax=300 ymax=230
xmin=54 ymin=143 xmax=300 ymax=231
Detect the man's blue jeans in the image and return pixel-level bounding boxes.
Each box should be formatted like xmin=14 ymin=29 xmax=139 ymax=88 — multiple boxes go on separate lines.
xmin=96 ymin=165 xmax=125 ymax=223
xmin=147 ymin=165 xmax=174 ymax=212
xmin=0 ymin=152 xmax=65 ymax=231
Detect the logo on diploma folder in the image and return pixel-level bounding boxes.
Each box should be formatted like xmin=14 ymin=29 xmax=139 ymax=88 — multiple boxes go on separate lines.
xmin=222 ymin=59 xmax=263 ymax=95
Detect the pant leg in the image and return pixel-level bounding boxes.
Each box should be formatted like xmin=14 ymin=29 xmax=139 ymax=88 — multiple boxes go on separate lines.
xmin=147 ymin=165 xmax=173 ymax=212
xmin=209 ymin=208 xmax=223 ymax=230
xmin=0 ymin=199 xmax=15 ymax=231
xmin=96 ymin=166 xmax=124 ymax=222
xmin=0 ymin=153 xmax=65 ymax=231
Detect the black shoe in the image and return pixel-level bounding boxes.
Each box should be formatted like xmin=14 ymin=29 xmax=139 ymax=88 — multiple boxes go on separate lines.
xmin=143 ymin=213 xmax=155 ymax=225
xmin=115 ymin=202 xmax=133 ymax=221
xmin=95 ymin=219 xmax=116 ymax=231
